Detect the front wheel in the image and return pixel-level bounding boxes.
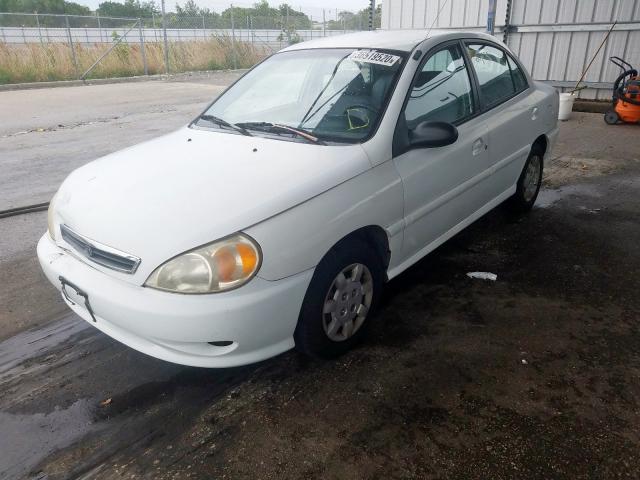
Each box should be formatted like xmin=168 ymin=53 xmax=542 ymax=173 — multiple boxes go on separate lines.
xmin=604 ymin=110 xmax=620 ymax=125
xmin=508 ymin=148 xmax=543 ymax=212
xmin=294 ymin=238 xmax=384 ymax=358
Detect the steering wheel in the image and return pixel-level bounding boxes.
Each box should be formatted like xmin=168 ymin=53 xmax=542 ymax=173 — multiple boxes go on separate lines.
xmin=346 ymin=104 xmax=380 ymax=115
xmin=344 ymin=104 xmax=379 ymax=131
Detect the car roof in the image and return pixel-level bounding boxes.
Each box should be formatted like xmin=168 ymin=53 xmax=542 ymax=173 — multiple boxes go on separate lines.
xmin=281 ymin=29 xmax=497 ymax=53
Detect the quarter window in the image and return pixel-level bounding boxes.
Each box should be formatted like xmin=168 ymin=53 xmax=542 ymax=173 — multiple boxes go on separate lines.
xmin=507 ymin=55 xmax=528 ymax=92
xmin=405 ymin=44 xmax=475 ymax=127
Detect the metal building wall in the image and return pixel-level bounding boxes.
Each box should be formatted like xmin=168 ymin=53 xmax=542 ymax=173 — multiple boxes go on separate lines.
xmin=382 ymin=0 xmax=640 ymax=99
xmin=383 ymin=0 xmax=510 ymax=30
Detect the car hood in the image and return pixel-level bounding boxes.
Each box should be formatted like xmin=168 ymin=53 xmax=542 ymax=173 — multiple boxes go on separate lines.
xmin=54 ymin=127 xmax=371 ymax=283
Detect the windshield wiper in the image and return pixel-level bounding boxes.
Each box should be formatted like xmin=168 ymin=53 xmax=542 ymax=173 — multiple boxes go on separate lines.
xmin=197 ymin=114 xmax=253 ymax=136
xmin=300 ymin=52 xmax=351 ymax=126
xmin=299 ymin=83 xmax=348 ymax=128
xmin=236 ymin=122 xmax=324 ymax=144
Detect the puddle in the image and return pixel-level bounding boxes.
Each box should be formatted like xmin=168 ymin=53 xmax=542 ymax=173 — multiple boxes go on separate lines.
xmin=0 ymin=315 xmax=87 ymax=378
xmin=536 ymin=183 xmax=604 ymax=209
xmin=0 ymin=399 xmax=97 ymax=479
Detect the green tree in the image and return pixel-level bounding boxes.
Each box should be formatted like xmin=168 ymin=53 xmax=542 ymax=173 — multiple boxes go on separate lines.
xmin=0 ymin=0 xmax=90 ymax=15
xmin=219 ymin=1 xmax=311 ymax=30
xmin=174 ymin=0 xmax=220 ymax=28
xmin=278 ymin=3 xmax=310 ymax=28
xmin=63 ymin=1 xmax=91 ymax=14
xmin=175 ymin=0 xmax=210 ymax=16
xmin=327 ymin=4 xmax=381 ymax=30
xmin=97 ymin=0 xmax=158 ymax=18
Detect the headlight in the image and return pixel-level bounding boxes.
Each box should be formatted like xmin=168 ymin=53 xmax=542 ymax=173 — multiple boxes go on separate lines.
xmin=47 ymin=192 xmax=58 ymax=240
xmin=145 ymin=233 xmax=261 ymax=294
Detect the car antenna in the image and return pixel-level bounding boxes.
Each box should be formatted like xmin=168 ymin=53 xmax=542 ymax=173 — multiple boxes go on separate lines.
xmin=425 ymin=0 xmax=450 ymax=39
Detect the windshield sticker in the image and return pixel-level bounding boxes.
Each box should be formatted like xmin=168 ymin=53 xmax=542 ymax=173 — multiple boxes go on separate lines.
xmin=348 ymin=50 xmax=401 ymax=67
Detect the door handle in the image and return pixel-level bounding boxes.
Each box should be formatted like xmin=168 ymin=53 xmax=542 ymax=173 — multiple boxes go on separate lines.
xmin=472 ymin=138 xmax=485 ymax=156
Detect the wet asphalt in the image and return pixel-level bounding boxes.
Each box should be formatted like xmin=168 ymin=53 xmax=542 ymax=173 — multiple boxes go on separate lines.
xmin=1 ymin=105 xmax=639 ymax=478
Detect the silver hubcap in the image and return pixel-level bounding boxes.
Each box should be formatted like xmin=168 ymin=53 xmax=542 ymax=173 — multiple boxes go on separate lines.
xmin=322 ymin=263 xmax=373 ymax=342
xmin=523 ymin=155 xmax=542 ymax=202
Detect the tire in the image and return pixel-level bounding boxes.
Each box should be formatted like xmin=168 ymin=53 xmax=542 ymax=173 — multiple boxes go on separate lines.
xmin=604 ymin=110 xmax=620 ymax=125
xmin=294 ymin=238 xmax=384 ymax=359
xmin=508 ymin=147 xmax=544 ymax=213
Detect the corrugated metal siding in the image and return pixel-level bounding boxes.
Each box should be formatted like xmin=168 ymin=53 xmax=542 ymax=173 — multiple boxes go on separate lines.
xmin=384 ymin=0 xmax=502 ymax=29
xmin=382 ymin=0 xmax=640 ymax=99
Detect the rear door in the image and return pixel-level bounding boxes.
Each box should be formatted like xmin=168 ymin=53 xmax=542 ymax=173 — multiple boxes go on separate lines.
xmin=392 ymin=41 xmax=489 ymax=260
xmin=464 ymin=42 xmax=534 ymax=198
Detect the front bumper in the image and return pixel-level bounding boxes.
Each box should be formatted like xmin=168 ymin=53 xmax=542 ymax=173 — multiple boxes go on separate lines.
xmin=37 ymin=234 xmax=314 ymax=367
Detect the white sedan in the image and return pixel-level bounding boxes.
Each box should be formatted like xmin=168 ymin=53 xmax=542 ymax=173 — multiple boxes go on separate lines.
xmin=38 ymin=29 xmax=559 ymax=367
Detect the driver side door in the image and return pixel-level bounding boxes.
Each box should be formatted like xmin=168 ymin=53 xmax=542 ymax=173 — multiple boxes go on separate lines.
xmin=392 ymin=41 xmax=489 ymax=262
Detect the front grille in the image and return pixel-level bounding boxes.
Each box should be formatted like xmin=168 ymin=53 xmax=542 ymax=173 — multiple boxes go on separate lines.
xmin=60 ymin=224 xmax=141 ymax=274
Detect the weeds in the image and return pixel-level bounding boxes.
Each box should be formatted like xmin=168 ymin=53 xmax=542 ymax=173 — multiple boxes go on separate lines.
xmin=0 ymin=37 xmax=267 ymax=84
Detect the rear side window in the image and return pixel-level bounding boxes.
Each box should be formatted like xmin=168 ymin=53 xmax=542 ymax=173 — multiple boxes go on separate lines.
xmin=405 ymin=44 xmax=475 ymax=127
xmin=467 ymin=43 xmax=519 ymax=107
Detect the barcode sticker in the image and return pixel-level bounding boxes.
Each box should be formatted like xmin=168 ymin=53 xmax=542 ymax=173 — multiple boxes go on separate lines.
xmin=348 ymin=50 xmax=401 ymax=66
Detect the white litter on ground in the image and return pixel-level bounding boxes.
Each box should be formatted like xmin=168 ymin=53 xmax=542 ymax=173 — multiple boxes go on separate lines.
xmin=466 ymin=272 xmax=498 ymax=281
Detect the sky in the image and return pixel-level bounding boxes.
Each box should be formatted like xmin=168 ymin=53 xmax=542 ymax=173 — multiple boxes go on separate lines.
xmin=75 ymin=0 xmax=377 ymax=20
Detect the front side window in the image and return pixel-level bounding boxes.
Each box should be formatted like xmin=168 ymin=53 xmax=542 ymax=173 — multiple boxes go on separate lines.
xmin=467 ymin=43 xmax=523 ymax=106
xmin=196 ymin=48 xmax=406 ymax=144
xmin=404 ymin=44 xmax=475 ymax=128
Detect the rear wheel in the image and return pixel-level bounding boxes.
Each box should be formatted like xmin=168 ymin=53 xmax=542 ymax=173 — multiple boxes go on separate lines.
xmin=294 ymin=238 xmax=384 ymax=358
xmin=604 ymin=110 xmax=620 ymax=125
xmin=508 ymin=148 xmax=543 ymax=212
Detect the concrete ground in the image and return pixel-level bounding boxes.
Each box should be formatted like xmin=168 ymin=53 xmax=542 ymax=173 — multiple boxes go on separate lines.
xmin=0 ymin=71 xmax=242 ymax=212
xmin=1 ymin=78 xmax=640 ymax=479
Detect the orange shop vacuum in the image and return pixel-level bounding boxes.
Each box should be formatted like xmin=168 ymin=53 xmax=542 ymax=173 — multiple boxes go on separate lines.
xmin=605 ymin=56 xmax=640 ymax=125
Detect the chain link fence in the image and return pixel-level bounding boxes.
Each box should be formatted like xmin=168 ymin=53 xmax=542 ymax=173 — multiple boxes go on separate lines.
xmin=0 ymin=9 xmax=381 ymax=84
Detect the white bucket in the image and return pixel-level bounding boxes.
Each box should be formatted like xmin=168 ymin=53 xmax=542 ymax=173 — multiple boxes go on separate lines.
xmin=558 ymin=92 xmax=575 ymax=121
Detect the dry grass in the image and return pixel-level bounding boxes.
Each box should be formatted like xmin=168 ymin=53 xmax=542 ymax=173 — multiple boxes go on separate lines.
xmin=0 ymin=37 xmax=267 ymax=84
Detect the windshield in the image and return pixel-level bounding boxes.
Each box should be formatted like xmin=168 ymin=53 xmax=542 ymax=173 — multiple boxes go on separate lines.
xmin=195 ymin=48 xmax=406 ymax=144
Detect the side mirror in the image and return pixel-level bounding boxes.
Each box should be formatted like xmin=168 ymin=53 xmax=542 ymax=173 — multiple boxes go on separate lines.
xmin=409 ymin=121 xmax=458 ymax=148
